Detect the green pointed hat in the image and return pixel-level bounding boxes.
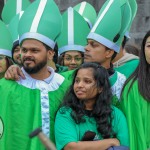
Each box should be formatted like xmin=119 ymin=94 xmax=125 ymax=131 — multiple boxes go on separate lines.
xmin=8 ymin=11 xmax=24 ymax=48
xmin=18 ymin=0 xmax=62 ymax=49
xmin=1 ymin=0 xmax=30 ymax=25
xmin=125 ymin=0 xmax=137 ymax=38
xmin=87 ymin=0 xmax=132 ymax=53
xmin=57 ymin=7 xmax=90 ymax=55
xmin=73 ymin=1 xmax=97 ymax=29
xmin=0 ymin=20 xmax=13 ymax=57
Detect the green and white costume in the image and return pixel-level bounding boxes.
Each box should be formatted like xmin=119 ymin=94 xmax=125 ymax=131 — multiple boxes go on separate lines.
xmin=0 ymin=67 xmax=70 ymax=149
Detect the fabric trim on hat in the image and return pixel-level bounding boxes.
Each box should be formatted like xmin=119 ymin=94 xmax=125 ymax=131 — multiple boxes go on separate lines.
xmin=0 ymin=49 xmax=12 ymax=57
xmin=78 ymin=1 xmax=86 ymax=15
xmin=125 ymin=31 xmax=130 ymax=39
xmin=84 ymin=17 xmax=92 ymax=29
xmin=68 ymin=7 xmax=74 ymax=45
xmin=17 ymin=0 xmax=22 ymax=14
xmin=19 ymin=32 xmax=55 ymax=49
xmin=59 ymin=45 xmax=85 ymax=54
xmin=87 ymin=32 xmax=120 ymax=52
xmin=91 ymin=0 xmax=113 ymax=32
xmin=30 ymin=0 xmax=47 ymax=32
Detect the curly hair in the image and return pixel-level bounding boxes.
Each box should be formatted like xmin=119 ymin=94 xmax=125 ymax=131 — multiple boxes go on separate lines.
xmin=60 ymin=62 xmax=116 ymax=138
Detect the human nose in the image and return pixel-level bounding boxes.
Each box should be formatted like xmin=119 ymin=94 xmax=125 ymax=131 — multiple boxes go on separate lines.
xmin=85 ymin=44 xmax=90 ymax=52
xmin=70 ymin=58 xmax=76 ymax=64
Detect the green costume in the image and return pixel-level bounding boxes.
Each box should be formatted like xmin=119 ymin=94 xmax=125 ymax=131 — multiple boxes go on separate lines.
xmin=0 ymin=67 xmax=70 ymax=149
xmin=121 ymin=80 xmax=150 ymax=150
xmin=55 ymin=106 xmax=129 ymax=150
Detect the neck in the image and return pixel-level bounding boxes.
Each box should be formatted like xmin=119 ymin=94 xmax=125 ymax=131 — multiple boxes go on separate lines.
xmin=84 ymin=99 xmax=95 ymax=110
xmin=112 ymin=48 xmax=124 ymax=63
xmin=29 ymin=66 xmax=51 ymax=80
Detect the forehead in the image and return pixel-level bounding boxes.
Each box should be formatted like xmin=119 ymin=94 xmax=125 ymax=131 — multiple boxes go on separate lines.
xmin=21 ymin=39 xmax=44 ymax=48
xmin=76 ymin=68 xmax=94 ymax=78
xmin=65 ymin=51 xmax=82 ymax=56
xmin=146 ymin=36 xmax=150 ymax=44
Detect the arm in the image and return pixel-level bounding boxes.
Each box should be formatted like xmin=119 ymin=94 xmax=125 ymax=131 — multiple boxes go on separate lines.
xmin=55 ymin=108 xmax=120 ymax=150
xmin=4 ymin=65 xmax=25 ymax=80
xmin=64 ymin=139 xmax=120 ymax=150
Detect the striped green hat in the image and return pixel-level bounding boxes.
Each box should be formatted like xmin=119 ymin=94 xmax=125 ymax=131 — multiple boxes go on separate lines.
xmin=73 ymin=1 xmax=97 ymax=29
xmin=1 ymin=0 xmax=30 ymax=25
xmin=0 ymin=20 xmax=13 ymax=57
xmin=125 ymin=0 xmax=137 ymax=38
xmin=18 ymin=0 xmax=62 ymax=49
xmin=57 ymin=7 xmax=90 ymax=55
xmin=87 ymin=0 xmax=132 ymax=53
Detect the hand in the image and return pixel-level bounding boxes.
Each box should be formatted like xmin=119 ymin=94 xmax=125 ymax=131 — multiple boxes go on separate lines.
xmin=110 ymin=138 xmax=120 ymax=146
xmin=4 ymin=65 xmax=25 ymax=81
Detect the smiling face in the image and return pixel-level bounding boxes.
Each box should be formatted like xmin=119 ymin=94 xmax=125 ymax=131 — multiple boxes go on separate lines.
xmin=73 ymin=68 xmax=100 ymax=105
xmin=63 ymin=51 xmax=83 ymax=70
xmin=145 ymin=36 xmax=150 ymax=64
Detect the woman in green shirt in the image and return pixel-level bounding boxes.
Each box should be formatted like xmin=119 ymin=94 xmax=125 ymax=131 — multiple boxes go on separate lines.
xmin=55 ymin=62 xmax=129 ymax=150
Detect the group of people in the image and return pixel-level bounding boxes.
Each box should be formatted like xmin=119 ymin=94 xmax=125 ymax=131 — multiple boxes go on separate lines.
xmin=0 ymin=0 xmax=149 ymax=150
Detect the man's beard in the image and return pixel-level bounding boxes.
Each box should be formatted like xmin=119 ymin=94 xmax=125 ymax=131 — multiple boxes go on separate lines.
xmin=23 ymin=58 xmax=47 ymax=74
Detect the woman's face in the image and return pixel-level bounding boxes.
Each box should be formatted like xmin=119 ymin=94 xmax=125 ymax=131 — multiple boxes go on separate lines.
xmin=63 ymin=51 xmax=83 ymax=70
xmin=145 ymin=36 xmax=150 ymax=64
xmin=0 ymin=55 xmax=7 ymax=74
xmin=73 ymin=68 xmax=101 ymax=108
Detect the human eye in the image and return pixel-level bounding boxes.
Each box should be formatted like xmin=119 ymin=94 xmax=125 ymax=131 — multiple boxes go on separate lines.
xmin=64 ymin=56 xmax=72 ymax=61
xmin=74 ymin=78 xmax=80 ymax=83
xmin=32 ymin=49 xmax=39 ymax=53
xmin=75 ymin=57 xmax=82 ymax=61
xmin=84 ymin=79 xmax=92 ymax=84
xmin=21 ymin=48 xmax=27 ymax=53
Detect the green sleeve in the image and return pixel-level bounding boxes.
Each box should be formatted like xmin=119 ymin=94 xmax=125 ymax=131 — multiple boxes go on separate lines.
xmin=55 ymin=108 xmax=78 ymax=150
xmin=112 ymin=106 xmax=129 ymax=146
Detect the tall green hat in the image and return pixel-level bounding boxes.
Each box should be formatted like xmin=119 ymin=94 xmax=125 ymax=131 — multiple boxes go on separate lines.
xmin=18 ymin=0 xmax=62 ymax=49
xmin=1 ymin=0 xmax=30 ymax=25
xmin=125 ymin=0 xmax=137 ymax=38
xmin=57 ymin=7 xmax=90 ymax=55
xmin=73 ymin=1 xmax=97 ymax=29
xmin=0 ymin=20 xmax=13 ymax=57
xmin=8 ymin=11 xmax=24 ymax=49
xmin=87 ymin=0 xmax=132 ymax=53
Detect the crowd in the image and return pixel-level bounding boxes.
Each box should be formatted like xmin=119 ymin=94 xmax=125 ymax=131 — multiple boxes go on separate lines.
xmin=0 ymin=0 xmax=149 ymax=150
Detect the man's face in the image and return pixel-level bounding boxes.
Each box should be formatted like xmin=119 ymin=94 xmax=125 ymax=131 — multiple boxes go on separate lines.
xmin=13 ymin=45 xmax=22 ymax=66
xmin=21 ymin=39 xmax=49 ymax=74
xmin=84 ymin=39 xmax=108 ymax=66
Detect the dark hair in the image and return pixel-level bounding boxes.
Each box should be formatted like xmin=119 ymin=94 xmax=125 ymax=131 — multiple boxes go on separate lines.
xmin=125 ymin=43 xmax=139 ymax=56
xmin=122 ymin=30 xmax=150 ymax=101
xmin=60 ymin=62 xmax=115 ymax=138
xmin=122 ymin=36 xmax=128 ymax=49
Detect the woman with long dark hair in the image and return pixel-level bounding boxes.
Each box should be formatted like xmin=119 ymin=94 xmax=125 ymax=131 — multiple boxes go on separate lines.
xmin=121 ymin=31 xmax=150 ymax=150
xmin=55 ymin=62 xmax=129 ymax=150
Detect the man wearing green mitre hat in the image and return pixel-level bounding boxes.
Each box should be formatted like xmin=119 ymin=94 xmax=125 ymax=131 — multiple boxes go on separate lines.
xmin=0 ymin=0 xmax=70 ymax=149
xmin=8 ymin=11 xmax=24 ymax=66
xmin=1 ymin=0 xmax=31 ymax=25
xmin=113 ymin=0 xmax=139 ymax=78
xmin=73 ymin=1 xmax=97 ymax=29
xmin=85 ymin=0 xmax=131 ymax=106
xmin=57 ymin=7 xmax=90 ymax=71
